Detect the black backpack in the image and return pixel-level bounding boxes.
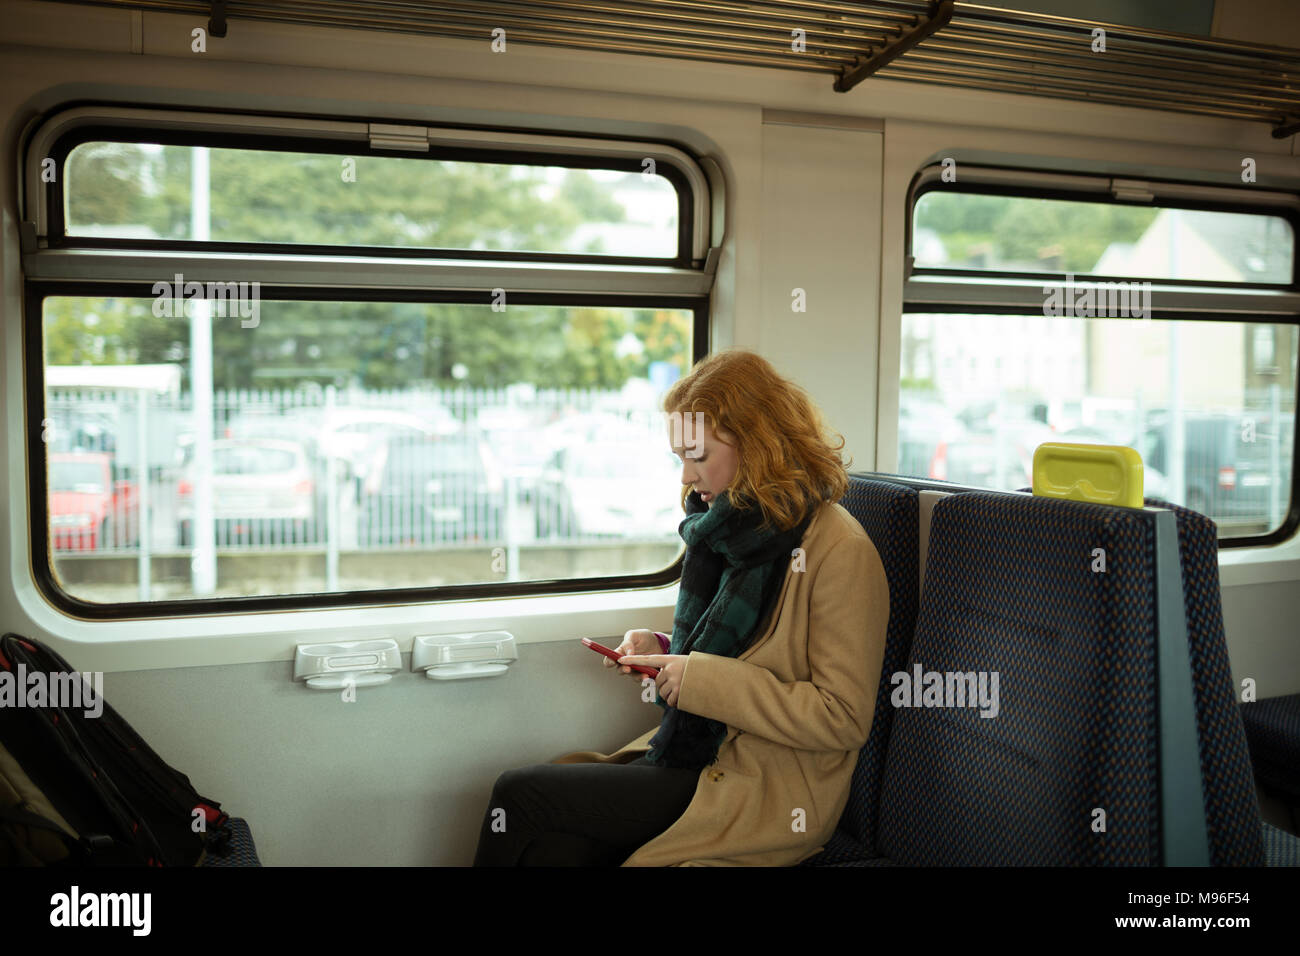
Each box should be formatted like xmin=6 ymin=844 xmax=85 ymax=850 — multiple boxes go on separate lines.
xmin=0 ymin=632 xmax=233 ymax=866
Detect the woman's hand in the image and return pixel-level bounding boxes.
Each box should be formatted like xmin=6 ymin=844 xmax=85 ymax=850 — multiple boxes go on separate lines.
xmin=617 ymin=654 xmax=690 ymax=707
xmin=605 ymin=629 xmax=662 ymax=678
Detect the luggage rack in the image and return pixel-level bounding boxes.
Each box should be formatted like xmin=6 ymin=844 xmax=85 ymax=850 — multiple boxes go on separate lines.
xmin=47 ymin=0 xmax=1300 ymax=137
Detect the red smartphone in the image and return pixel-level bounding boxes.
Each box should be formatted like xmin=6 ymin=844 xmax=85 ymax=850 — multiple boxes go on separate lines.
xmin=581 ymin=638 xmax=659 ymax=678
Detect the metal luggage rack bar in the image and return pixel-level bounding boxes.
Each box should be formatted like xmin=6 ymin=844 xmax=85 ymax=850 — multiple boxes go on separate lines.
xmin=45 ymin=0 xmax=1300 ymax=135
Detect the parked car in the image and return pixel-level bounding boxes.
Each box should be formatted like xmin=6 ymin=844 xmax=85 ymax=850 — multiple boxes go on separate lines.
xmin=1142 ymin=410 xmax=1294 ymax=522
xmin=223 ymin=408 xmax=322 ymax=456
xmin=48 ymin=452 xmax=138 ymax=550
xmin=927 ymin=420 xmax=1057 ymax=490
xmin=321 ymin=408 xmax=460 ymax=494
xmin=222 ymin=407 xmax=358 ymax=507
xmin=473 ymin=406 xmax=556 ymax=499
xmin=177 ymin=439 xmax=318 ymax=546
xmin=540 ymin=412 xmax=643 ymax=453
xmin=533 ymin=440 xmax=682 ymax=539
xmin=357 ymin=434 xmax=503 ymax=546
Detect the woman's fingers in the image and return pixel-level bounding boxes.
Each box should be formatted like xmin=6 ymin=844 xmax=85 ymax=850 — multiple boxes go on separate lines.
xmin=615 ymin=654 xmax=669 ymax=666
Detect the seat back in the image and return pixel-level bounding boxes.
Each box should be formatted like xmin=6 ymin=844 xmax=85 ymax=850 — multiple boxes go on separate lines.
xmin=876 ymin=491 xmax=1164 ymax=864
xmin=815 ymin=477 xmax=920 ymax=859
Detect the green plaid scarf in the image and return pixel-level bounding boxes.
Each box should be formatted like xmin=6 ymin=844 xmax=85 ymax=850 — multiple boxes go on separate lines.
xmin=645 ymin=488 xmax=815 ymax=770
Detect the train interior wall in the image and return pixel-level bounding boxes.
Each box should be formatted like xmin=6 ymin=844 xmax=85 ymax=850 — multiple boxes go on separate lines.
xmin=1 ymin=0 xmax=1297 ymax=863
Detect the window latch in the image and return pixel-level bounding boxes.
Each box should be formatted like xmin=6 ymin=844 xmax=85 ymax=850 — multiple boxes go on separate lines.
xmin=1111 ymin=178 xmax=1154 ymax=202
xmin=368 ymin=124 xmax=430 ymax=152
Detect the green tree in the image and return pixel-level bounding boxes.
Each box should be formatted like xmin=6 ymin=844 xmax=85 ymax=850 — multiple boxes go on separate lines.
xmin=915 ymin=192 xmax=1158 ymax=272
xmin=54 ymin=143 xmax=689 ymax=391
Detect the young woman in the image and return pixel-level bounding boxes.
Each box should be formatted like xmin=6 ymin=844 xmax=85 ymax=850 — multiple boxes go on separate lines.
xmin=472 ymin=349 xmax=889 ymax=866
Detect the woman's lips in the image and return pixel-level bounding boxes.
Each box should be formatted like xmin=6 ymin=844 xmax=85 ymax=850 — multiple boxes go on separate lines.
xmin=699 ymin=491 xmax=712 ymax=503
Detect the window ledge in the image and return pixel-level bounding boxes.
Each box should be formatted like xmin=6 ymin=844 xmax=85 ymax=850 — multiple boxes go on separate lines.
xmin=12 ymin=576 xmax=680 ymax=674
xmin=1218 ymin=533 xmax=1300 ymax=587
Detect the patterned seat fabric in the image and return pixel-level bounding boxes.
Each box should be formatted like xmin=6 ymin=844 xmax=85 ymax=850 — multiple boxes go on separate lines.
xmin=1262 ymin=821 xmax=1300 ymax=866
xmin=959 ymin=490 xmax=1266 ymax=865
xmin=1240 ymin=694 xmax=1300 ymax=800
xmin=199 ymin=817 xmax=262 ymax=866
xmin=875 ymin=491 xmax=1162 ymax=865
xmin=801 ymin=477 xmax=919 ymax=866
xmin=1142 ymin=497 xmax=1265 ymax=865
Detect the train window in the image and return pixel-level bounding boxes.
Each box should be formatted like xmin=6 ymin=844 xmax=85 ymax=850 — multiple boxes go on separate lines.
xmin=24 ymin=107 xmax=714 ymax=615
xmin=62 ymin=142 xmax=681 ymax=259
xmin=901 ymin=164 xmax=1299 ymax=546
xmin=913 ymin=194 xmax=1293 ymax=284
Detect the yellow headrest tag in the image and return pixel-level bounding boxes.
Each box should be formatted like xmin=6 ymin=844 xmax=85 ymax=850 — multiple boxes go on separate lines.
xmin=1031 ymin=442 xmax=1145 ymax=509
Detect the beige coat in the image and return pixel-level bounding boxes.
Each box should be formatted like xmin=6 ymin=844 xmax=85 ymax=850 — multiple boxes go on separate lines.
xmin=553 ymin=500 xmax=889 ymax=866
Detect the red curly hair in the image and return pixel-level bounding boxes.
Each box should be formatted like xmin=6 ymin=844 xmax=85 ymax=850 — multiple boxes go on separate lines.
xmin=662 ymin=349 xmax=851 ymax=531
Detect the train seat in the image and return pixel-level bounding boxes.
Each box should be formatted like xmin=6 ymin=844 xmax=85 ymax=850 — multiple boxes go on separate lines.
xmin=800 ymin=477 xmax=920 ymax=865
xmin=199 ymin=817 xmax=263 ymax=867
xmin=871 ymin=490 xmax=1254 ymax=864
xmin=1240 ymin=695 xmax=1300 ymax=830
xmin=1262 ymin=820 xmax=1300 ymax=866
xmin=882 ymin=482 xmax=1292 ymax=865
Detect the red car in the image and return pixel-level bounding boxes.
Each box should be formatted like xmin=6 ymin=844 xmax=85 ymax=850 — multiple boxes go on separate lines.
xmin=48 ymin=452 xmax=139 ymax=550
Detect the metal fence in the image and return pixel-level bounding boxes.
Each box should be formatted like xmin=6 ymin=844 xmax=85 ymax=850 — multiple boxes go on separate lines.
xmin=48 ymin=379 xmax=1295 ymax=566
xmin=44 ymin=383 xmax=683 ymax=561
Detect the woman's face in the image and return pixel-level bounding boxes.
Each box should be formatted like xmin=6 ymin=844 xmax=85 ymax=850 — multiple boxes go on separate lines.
xmin=668 ymin=415 xmax=739 ymax=508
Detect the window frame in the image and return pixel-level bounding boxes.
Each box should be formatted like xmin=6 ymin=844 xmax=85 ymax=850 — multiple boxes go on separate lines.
xmin=902 ymin=162 xmax=1300 ymax=550
xmin=21 ymin=105 xmax=717 ymax=619
xmin=27 ymin=106 xmax=712 ymax=267
xmin=906 ymin=163 xmax=1300 ymax=289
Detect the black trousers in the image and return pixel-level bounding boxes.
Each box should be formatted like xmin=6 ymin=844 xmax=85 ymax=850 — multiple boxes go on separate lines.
xmin=472 ymin=755 xmax=701 ymax=866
